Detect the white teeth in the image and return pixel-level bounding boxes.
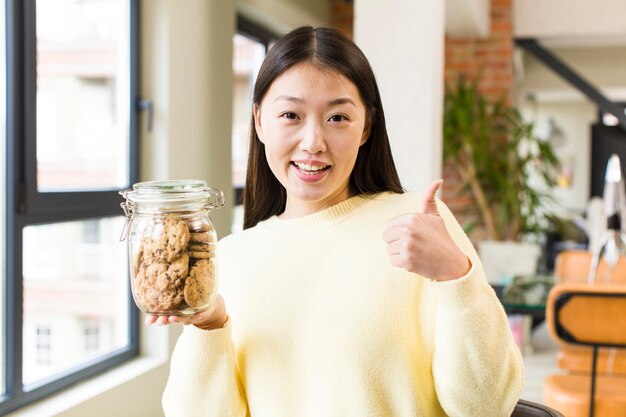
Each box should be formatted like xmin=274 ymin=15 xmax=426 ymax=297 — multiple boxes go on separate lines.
xmin=294 ymin=162 xmax=328 ymax=171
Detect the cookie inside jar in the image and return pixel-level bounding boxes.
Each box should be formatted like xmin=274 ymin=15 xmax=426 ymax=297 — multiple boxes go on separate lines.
xmin=133 ymin=217 xmax=217 ymax=315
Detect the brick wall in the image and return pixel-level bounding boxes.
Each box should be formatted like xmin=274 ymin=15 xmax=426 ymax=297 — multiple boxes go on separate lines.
xmin=443 ymin=0 xmax=515 ymax=241
xmin=329 ymin=0 xmax=516 ymax=241
xmin=444 ymin=0 xmax=514 ymax=102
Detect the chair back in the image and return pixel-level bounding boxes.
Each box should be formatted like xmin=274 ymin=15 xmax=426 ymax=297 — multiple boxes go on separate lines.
xmin=554 ymin=250 xmax=626 ymax=284
xmin=510 ymin=399 xmax=564 ymax=416
xmin=547 ymin=284 xmax=626 ymax=348
xmin=546 ymin=283 xmax=626 ymax=417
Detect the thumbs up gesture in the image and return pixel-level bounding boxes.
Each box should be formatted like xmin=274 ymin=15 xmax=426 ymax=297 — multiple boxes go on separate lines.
xmin=383 ymin=180 xmax=471 ymax=281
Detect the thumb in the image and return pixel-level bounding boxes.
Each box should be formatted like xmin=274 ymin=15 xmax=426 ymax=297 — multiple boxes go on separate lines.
xmin=422 ymin=179 xmax=443 ymax=215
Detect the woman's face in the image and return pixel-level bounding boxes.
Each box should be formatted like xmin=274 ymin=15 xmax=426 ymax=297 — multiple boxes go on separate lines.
xmin=253 ymin=62 xmax=370 ymax=218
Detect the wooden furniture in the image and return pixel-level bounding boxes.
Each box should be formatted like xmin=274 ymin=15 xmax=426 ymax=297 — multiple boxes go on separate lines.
xmin=543 ymin=283 xmax=626 ymax=416
xmin=553 ymin=250 xmax=626 ymax=376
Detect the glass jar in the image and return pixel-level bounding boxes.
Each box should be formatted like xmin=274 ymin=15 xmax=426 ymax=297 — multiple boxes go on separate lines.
xmin=119 ymin=180 xmax=225 ymax=316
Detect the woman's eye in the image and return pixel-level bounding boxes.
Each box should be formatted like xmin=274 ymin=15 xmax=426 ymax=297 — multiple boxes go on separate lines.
xmin=281 ymin=112 xmax=298 ymax=120
xmin=328 ymin=114 xmax=348 ymax=123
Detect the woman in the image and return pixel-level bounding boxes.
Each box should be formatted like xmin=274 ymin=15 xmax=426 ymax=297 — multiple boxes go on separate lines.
xmin=157 ymin=26 xmax=523 ymax=416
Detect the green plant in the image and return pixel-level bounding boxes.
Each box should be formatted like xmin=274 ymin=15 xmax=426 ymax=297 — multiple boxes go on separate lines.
xmin=443 ymin=76 xmax=561 ymax=241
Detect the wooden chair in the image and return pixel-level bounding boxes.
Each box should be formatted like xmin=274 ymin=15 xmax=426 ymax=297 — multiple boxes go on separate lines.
xmin=543 ymin=283 xmax=626 ymax=416
xmin=553 ymin=250 xmax=626 ymax=376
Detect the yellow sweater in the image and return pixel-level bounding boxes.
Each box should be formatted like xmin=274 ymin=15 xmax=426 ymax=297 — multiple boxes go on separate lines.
xmin=163 ymin=192 xmax=524 ymax=417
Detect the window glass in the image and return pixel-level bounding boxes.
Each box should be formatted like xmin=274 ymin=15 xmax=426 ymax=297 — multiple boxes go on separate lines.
xmin=36 ymin=0 xmax=130 ymax=191
xmin=231 ymin=33 xmax=265 ymax=231
xmin=83 ymin=322 xmax=100 ymax=354
xmin=0 ymin=0 xmax=5 ymax=396
xmin=22 ymin=217 xmax=129 ymax=387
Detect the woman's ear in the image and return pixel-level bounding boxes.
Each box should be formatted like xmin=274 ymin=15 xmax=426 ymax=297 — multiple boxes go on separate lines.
xmin=253 ymin=104 xmax=264 ymax=144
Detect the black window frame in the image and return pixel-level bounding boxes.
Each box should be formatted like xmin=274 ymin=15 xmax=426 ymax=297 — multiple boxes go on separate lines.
xmin=1 ymin=0 xmax=141 ymax=413
xmin=233 ymin=16 xmax=277 ymax=206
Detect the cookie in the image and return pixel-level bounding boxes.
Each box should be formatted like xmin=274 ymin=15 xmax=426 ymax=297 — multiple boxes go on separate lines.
xmin=131 ymin=216 xmax=219 ymax=313
xmin=143 ymin=286 xmax=184 ymax=311
xmin=132 ymin=242 xmax=144 ymax=276
xmin=183 ymin=259 xmax=215 ymax=308
xmin=167 ymin=254 xmax=189 ymax=286
xmin=133 ymin=254 xmax=189 ymax=312
xmin=187 ymin=243 xmax=216 ymax=252
xmin=187 ymin=250 xmax=215 ymax=259
xmin=189 ymin=231 xmax=215 ymax=244
xmin=142 ymin=219 xmax=190 ymax=262
xmin=144 ymin=262 xmax=169 ymax=290
xmin=163 ymin=218 xmax=191 ymax=261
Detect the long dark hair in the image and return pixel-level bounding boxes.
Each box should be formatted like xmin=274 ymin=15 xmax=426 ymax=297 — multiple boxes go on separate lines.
xmin=243 ymin=26 xmax=403 ymax=229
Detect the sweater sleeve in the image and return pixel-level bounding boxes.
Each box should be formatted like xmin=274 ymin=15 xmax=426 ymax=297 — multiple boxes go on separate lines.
xmin=428 ymin=199 xmax=524 ymax=417
xmin=162 ymin=320 xmax=249 ymax=417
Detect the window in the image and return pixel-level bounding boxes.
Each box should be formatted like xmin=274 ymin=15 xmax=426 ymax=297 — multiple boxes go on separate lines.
xmin=35 ymin=0 xmax=130 ymax=192
xmin=35 ymin=326 xmax=51 ymax=366
xmin=231 ymin=17 xmax=277 ymax=231
xmin=83 ymin=323 xmax=100 ymax=355
xmin=1 ymin=0 xmax=139 ymax=413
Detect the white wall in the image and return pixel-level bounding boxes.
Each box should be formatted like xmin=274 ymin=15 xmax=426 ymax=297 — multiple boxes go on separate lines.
xmin=237 ymin=0 xmax=329 ymax=34
xmin=140 ymin=0 xmax=235 ymax=237
xmin=354 ymin=0 xmax=445 ymax=193
xmin=519 ymin=100 xmax=597 ymax=214
xmin=514 ymin=0 xmax=626 ymax=39
xmin=445 ymin=0 xmax=490 ymax=38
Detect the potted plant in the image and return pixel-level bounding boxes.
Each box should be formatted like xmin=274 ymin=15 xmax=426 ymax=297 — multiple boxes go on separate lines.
xmin=443 ymin=76 xmax=561 ymax=284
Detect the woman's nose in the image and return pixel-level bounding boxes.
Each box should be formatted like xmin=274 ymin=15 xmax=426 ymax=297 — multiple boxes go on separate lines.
xmin=298 ymin=122 xmax=326 ymax=154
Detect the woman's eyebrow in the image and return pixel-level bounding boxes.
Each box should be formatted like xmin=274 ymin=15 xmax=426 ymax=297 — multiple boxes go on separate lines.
xmin=273 ymin=95 xmax=303 ymax=103
xmin=328 ymin=97 xmax=356 ymax=107
xmin=272 ymin=95 xmax=356 ymax=107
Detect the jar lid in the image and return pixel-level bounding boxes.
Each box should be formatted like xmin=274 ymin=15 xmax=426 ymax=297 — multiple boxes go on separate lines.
xmin=120 ymin=179 xmax=225 ymax=209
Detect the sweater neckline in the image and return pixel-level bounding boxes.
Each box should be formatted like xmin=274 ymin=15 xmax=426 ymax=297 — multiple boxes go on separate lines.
xmin=259 ymin=193 xmax=385 ymax=232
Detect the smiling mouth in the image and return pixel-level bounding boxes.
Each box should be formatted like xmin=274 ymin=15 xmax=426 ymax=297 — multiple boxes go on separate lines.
xmin=291 ymin=161 xmax=331 ymax=174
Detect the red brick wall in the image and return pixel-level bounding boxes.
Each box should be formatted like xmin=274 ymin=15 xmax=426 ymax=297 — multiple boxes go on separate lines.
xmin=443 ymin=0 xmax=515 ymax=240
xmin=444 ymin=0 xmax=514 ymax=102
xmin=328 ymin=0 xmax=516 ymax=240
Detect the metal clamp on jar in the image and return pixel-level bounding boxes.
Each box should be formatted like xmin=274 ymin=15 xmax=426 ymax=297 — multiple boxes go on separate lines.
xmin=119 ymin=180 xmax=224 ymax=316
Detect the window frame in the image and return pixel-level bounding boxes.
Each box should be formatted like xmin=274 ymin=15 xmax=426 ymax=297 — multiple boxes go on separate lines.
xmin=233 ymin=16 xmax=277 ymax=206
xmin=1 ymin=0 xmax=140 ymax=413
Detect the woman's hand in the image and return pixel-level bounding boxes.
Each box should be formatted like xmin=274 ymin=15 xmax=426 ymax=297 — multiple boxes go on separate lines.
xmin=144 ymin=294 xmax=228 ymax=330
xmin=383 ymin=180 xmax=470 ymax=281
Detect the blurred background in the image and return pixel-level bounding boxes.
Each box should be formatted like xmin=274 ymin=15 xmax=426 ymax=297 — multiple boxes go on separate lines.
xmin=1 ymin=0 xmax=625 ymax=415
